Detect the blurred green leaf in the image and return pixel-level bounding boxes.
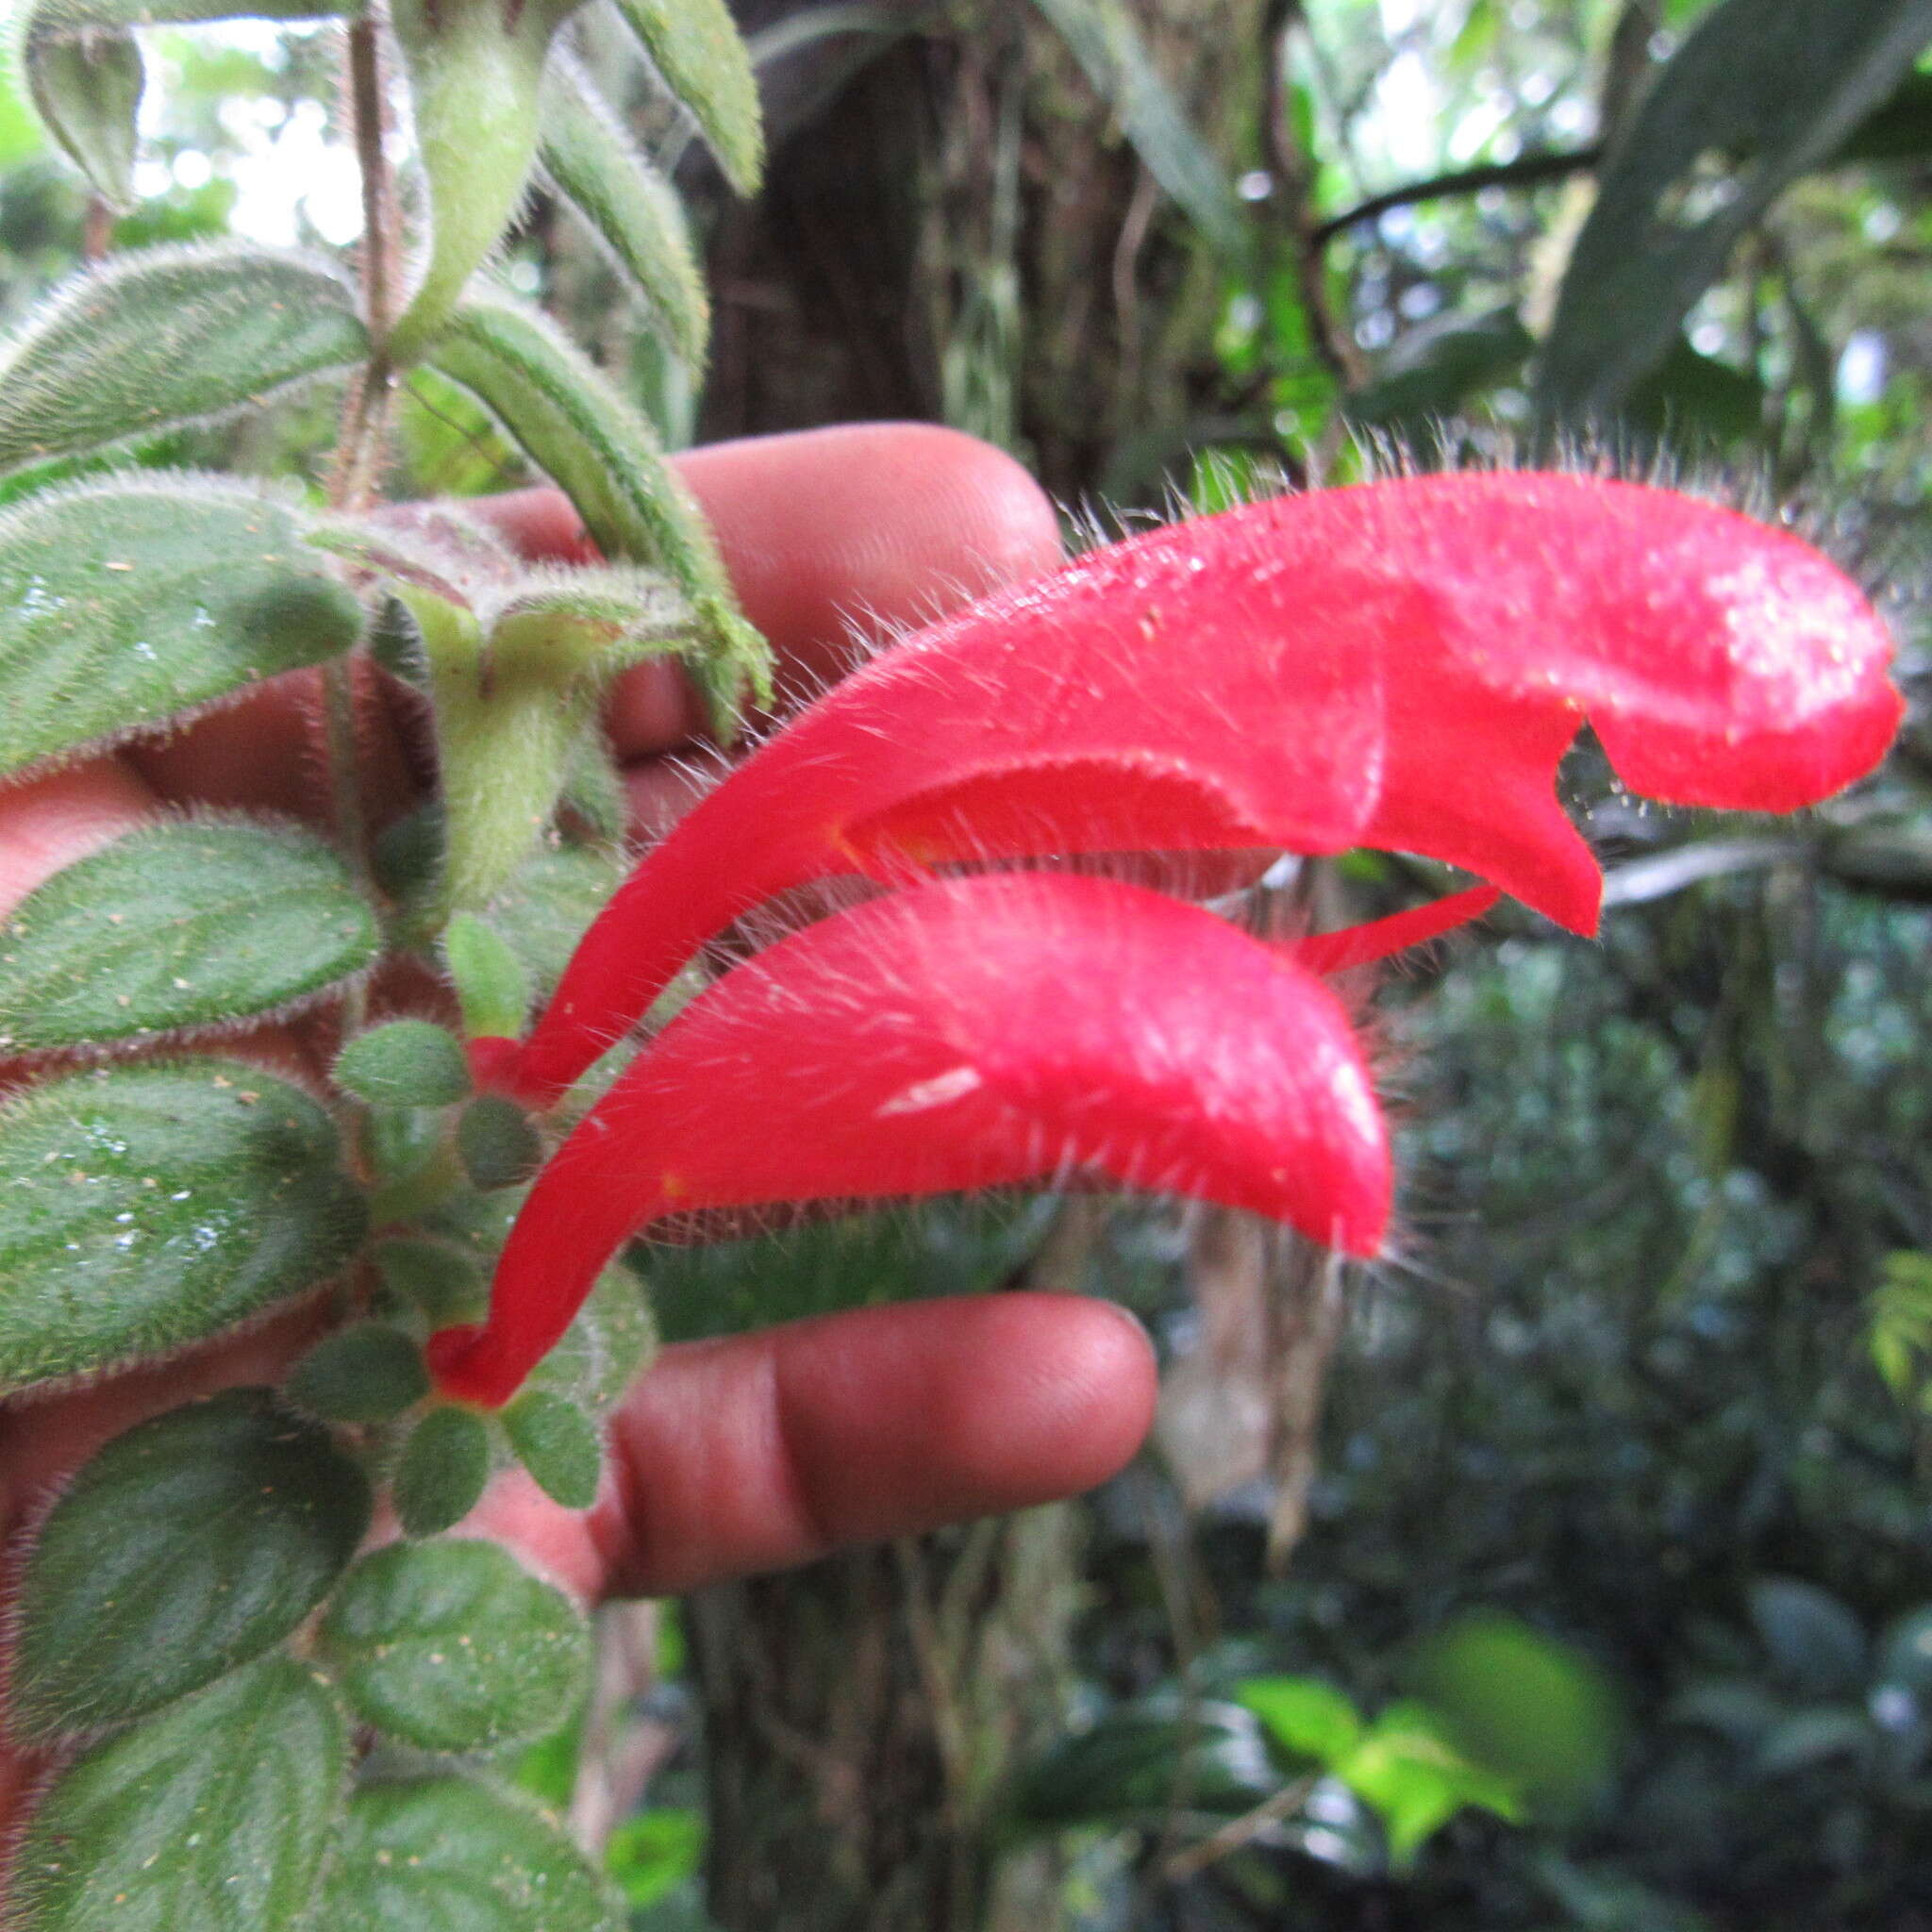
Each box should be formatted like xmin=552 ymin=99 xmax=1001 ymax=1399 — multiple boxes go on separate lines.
xmin=1538 ymin=0 xmax=1932 ymax=417
xmin=1234 ymin=1674 xmax=1363 ymax=1767
xmin=607 ymin=1809 xmax=705 ymax=1909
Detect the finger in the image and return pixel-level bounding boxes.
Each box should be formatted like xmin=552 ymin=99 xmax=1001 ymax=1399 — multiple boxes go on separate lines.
xmin=478 ymin=425 xmax=1064 ymax=761
xmin=465 ymin=1291 xmax=1156 ymax=1601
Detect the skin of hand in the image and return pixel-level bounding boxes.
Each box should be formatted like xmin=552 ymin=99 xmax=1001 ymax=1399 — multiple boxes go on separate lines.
xmin=0 ymin=424 xmax=1158 ymax=1816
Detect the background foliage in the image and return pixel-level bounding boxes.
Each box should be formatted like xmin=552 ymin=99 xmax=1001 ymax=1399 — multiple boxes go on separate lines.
xmin=2 ymin=0 xmax=1929 ymax=1927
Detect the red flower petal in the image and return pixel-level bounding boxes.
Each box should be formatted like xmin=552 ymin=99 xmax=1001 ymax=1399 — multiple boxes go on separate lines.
xmin=1291 ymin=885 xmax=1502 ymax=976
xmin=497 ymin=475 xmax=1899 ymax=1105
xmin=428 ymin=874 xmax=1391 ymax=1407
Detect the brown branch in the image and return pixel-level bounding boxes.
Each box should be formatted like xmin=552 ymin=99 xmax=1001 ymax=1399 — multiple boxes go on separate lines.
xmin=1262 ymin=0 xmax=1366 ymax=390
xmin=1309 ymin=144 xmax=1603 ymax=249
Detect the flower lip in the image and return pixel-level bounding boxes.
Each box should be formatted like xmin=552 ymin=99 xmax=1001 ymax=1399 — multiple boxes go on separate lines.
xmin=491 ymin=474 xmax=1900 ymax=1108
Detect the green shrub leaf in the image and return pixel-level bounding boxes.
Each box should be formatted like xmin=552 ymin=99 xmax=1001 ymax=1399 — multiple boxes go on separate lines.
xmin=0 ymin=818 xmax=381 ymax=1051
xmin=539 ymin=54 xmax=708 ymax=365
xmin=504 ymin=1389 xmax=603 ymax=1508
xmin=322 ymin=1540 xmax=591 ymax=1751
xmin=526 ymin=1264 xmax=653 ymax=1416
xmin=0 ymin=474 xmax=362 ymax=781
xmin=318 ymin=1775 xmax=625 ymax=1932
xmin=19 ymin=25 xmax=142 ymax=205
xmin=1538 ymin=0 xmax=1932 ymax=417
xmin=478 ymin=843 xmax=623 ymax=1004
xmin=0 ymin=243 xmax=366 ymax=476
xmin=444 ymin=910 xmax=535 ymax=1039
xmin=458 ymin=1092 xmax=543 ymax=1191
xmin=427 ymin=290 xmax=770 ymax=732
xmin=0 ymin=1060 xmax=367 ymax=1389
xmin=287 ymin=1322 xmax=430 ymax=1423
xmin=395 ymin=1403 xmax=492 ymax=1537
xmin=612 ymin=0 xmax=762 ymax=194
xmin=8 ymin=1657 xmax=351 ymax=1932
xmin=10 ymin=1391 xmax=371 ymax=1738
xmin=335 ymin=1019 xmax=473 ymax=1108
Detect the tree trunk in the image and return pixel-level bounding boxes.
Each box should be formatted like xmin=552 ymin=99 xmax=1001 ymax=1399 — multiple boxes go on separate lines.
xmin=689 ymin=1508 xmax=1082 ymax=1932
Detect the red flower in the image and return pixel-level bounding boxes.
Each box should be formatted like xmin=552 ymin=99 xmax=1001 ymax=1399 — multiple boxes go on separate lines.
xmin=427 ymin=874 xmax=1392 ymax=1407
xmin=486 ymin=474 xmax=1900 ymax=1108
xmin=426 ymin=474 xmax=1902 ymax=1408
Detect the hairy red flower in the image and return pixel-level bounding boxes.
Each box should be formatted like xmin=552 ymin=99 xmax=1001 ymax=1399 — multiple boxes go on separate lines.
xmin=490 ymin=475 xmax=1900 ymax=1107
xmin=427 ymin=874 xmax=1392 ymax=1407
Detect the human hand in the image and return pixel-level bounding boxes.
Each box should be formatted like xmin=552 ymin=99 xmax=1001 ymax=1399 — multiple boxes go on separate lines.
xmin=0 ymin=423 xmax=1157 ymax=1816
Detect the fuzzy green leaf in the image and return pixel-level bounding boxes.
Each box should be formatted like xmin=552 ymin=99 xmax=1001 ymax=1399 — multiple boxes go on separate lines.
xmin=427 ymin=289 xmax=770 ymax=732
xmin=0 ymin=1060 xmax=367 ymax=1390
xmin=322 ymin=1539 xmax=591 ymax=1751
xmin=0 ymin=818 xmax=381 ymax=1051
xmin=318 ymin=1775 xmax=625 ymax=1932
xmin=480 ymin=843 xmax=624 ymax=1000
xmin=395 ymin=1403 xmax=492 ymax=1537
xmin=525 ymin=1264 xmax=652 ymax=1415
xmin=504 ymin=1389 xmax=603 ymax=1508
xmin=374 ymin=1234 xmax=486 ymax=1325
xmin=458 ymin=1092 xmax=543 ymax=1191
xmin=386 ymin=0 xmax=578 ymax=361
xmin=0 ymin=244 xmax=366 ymax=476
xmin=286 ymin=1322 xmax=430 ymax=1423
xmin=10 ymin=1391 xmax=371 ymax=1738
xmin=612 ymin=0 xmax=762 ymax=194
xmin=539 ymin=54 xmax=708 ymax=365
xmin=0 ymin=474 xmax=362 ymax=781
xmin=335 ymin=1020 xmax=473 ymax=1108
xmin=8 ymin=1657 xmax=350 ymax=1932
xmin=15 ymin=0 xmax=356 ymax=205
xmin=445 ymin=910 xmax=534 ymax=1039
xmin=20 ymin=25 xmax=141 ymax=205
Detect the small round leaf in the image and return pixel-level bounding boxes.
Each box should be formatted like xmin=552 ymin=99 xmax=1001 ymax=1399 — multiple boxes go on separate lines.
xmin=335 ymin=1019 xmax=472 ymax=1108
xmin=322 ymin=1539 xmax=591 ymax=1751
xmin=395 ymin=1404 xmax=492 ymax=1538
xmin=319 ymin=1775 xmax=625 ymax=1932
xmin=8 ymin=1657 xmax=351 ymax=1932
xmin=10 ymin=1390 xmax=372 ymax=1740
xmin=458 ymin=1092 xmax=542 ymax=1191
xmin=287 ymin=1324 xmax=430 ymax=1424
xmin=504 ymin=1390 xmax=603 ymax=1509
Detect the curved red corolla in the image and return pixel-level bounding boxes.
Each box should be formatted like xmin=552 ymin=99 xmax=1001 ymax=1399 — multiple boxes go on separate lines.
xmin=489 ymin=474 xmax=1900 ymax=1107
xmin=427 ymin=874 xmax=1392 ymax=1407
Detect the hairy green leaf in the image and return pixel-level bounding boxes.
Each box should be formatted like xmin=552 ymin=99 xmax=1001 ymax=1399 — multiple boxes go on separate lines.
xmin=427 ymin=290 xmax=770 ymax=732
xmin=1538 ymin=0 xmax=1932 ymax=416
xmin=0 ymin=244 xmax=366 ymax=476
xmin=386 ymin=0 xmax=578 ymax=360
xmin=20 ymin=25 xmax=141 ymax=205
xmin=318 ymin=1775 xmax=625 ymax=1932
xmin=395 ymin=1403 xmax=492 ymax=1537
xmin=322 ymin=1540 xmax=591 ymax=1751
xmin=539 ymin=55 xmax=708 ymax=366
xmin=1029 ymin=0 xmax=1242 ymax=250
xmin=335 ymin=1020 xmax=473 ymax=1108
xmin=0 ymin=474 xmax=362 ymax=780
xmin=8 ymin=1657 xmax=351 ymax=1932
xmin=286 ymin=1322 xmax=430 ymax=1423
xmin=10 ymin=1391 xmax=371 ymax=1738
xmin=0 ymin=818 xmax=381 ymax=1051
xmin=0 ymin=1060 xmax=367 ymax=1390
xmin=611 ymin=0 xmax=762 ymax=194
xmin=15 ymin=0 xmax=355 ymax=204
xmin=504 ymin=1389 xmax=603 ymax=1508
xmin=443 ymin=911 xmax=534 ymax=1040
xmin=374 ymin=1233 xmax=486 ymax=1324
xmin=479 ymin=842 xmax=623 ymax=1002
xmin=525 ymin=1264 xmax=652 ymax=1415
xmin=458 ymin=1092 xmax=542 ymax=1191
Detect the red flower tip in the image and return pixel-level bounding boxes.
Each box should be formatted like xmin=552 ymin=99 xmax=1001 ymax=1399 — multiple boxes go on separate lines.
xmin=502 ymin=475 xmax=1900 ymax=1105
xmin=1291 ymin=885 xmax=1503 ymax=976
xmin=427 ymin=874 xmax=1392 ymax=1408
